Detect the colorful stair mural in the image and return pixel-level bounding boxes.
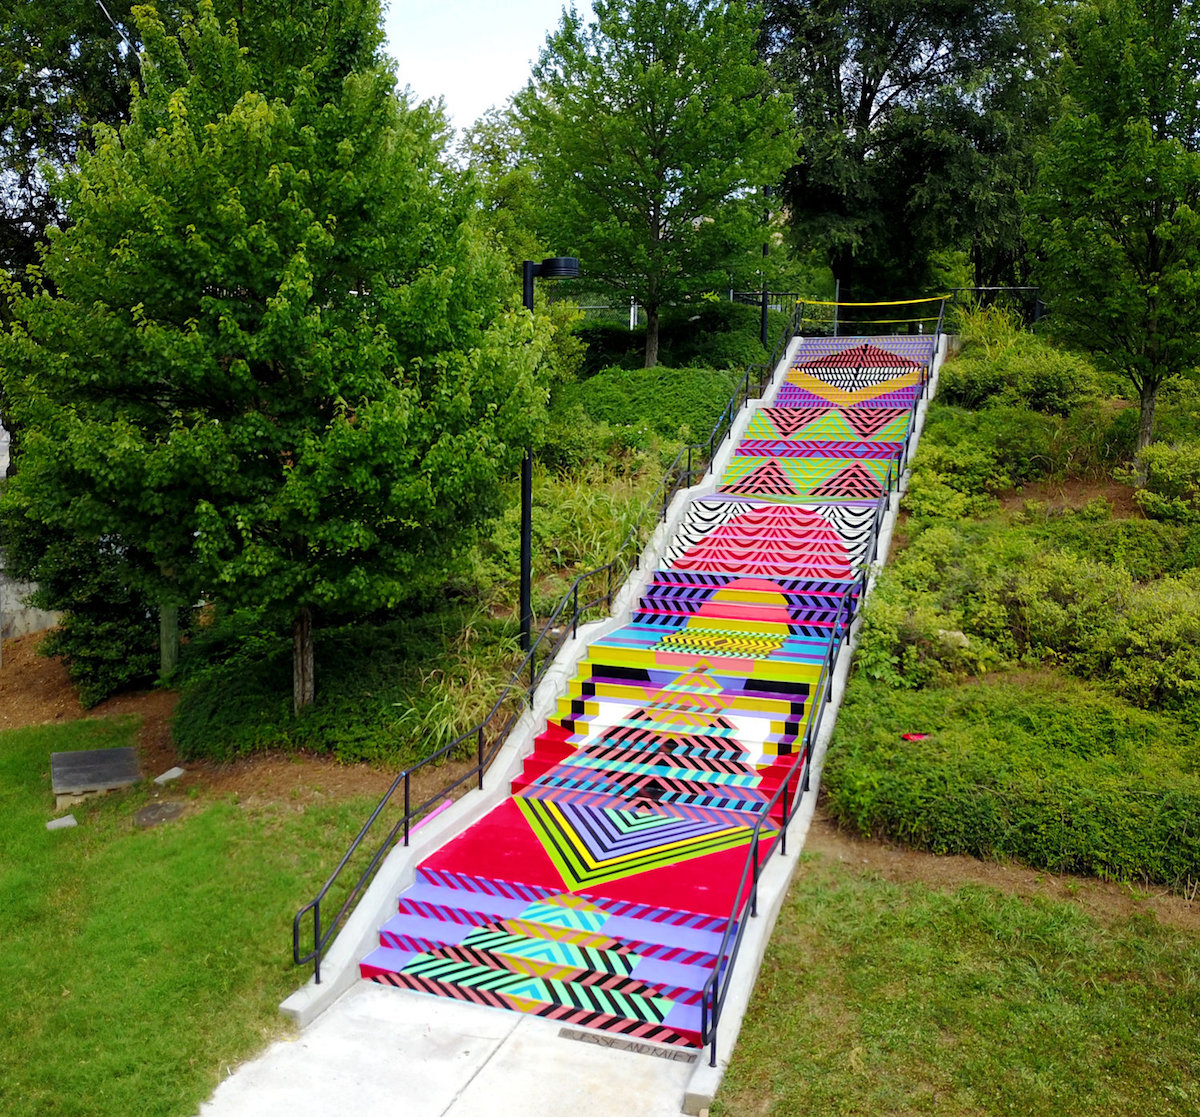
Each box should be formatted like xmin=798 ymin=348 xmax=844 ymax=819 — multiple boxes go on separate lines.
xmin=360 ymin=332 xmax=937 ymax=1050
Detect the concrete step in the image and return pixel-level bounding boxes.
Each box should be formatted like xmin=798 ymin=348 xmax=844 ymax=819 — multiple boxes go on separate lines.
xmin=361 ymin=943 xmax=705 ymax=1048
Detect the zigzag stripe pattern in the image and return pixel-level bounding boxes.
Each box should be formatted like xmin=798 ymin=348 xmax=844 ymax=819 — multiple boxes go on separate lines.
xmin=736 ymin=439 xmax=903 ymax=458
xmin=745 ymin=406 xmax=911 ymax=442
xmin=360 ymin=331 xmax=931 ymax=1049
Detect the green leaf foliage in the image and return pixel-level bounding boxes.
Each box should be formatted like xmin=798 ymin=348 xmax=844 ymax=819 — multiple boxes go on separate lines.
xmin=1127 ymin=442 xmax=1200 ymax=523
xmin=0 ymin=2 xmax=557 ymax=705
xmin=513 ymin=0 xmax=796 ymax=366
xmin=762 ymin=0 xmax=1060 ymax=294
xmin=1024 ymin=0 xmax=1200 ymax=451
xmin=825 ymin=675 xmax=1200 ymax=886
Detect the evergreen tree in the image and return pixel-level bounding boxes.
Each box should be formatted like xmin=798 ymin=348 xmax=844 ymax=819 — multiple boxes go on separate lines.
xmin=761 ymin=0 xmax=1058 ymax=297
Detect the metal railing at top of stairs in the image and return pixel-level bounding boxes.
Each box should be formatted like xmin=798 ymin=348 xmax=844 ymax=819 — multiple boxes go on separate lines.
xmin=697 ymin=302 xmax=946 ymax=1067
xmin=292 ymin=300 xmax=807 ymax=983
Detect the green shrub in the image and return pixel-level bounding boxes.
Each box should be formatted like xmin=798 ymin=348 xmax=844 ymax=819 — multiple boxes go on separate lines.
xmin=1053 ymin=401 xmax=1138 ymax=475
xmin=174 ymin=605 xmax=519 ymax=763
xmin=902 ymin=404 xmax=1061 ymax=519
xmin=1149 ymin=373 xmax=1200 ymax=444
xmin=824 ymin=675 xmax=1200 ymax=887
xmin=1 ymin=518 xmax=163 ymax=707
xmin=573 ymin=299 xmax=788 ymax=373
xmin=564 ymin=364 xmax=739 ymax=443
xmin=940 ymin=307 xmax=1100 ymax=415
xmin=1128 ymin=442 xmax=1200 ymax=523
xmin=995 ymin=550 xmax=1131 ymax=663
xmin=1093 ymin=570 xmax=1200 ymax=717
xmin=1033 ymin=513 xmax=1200 ymax=580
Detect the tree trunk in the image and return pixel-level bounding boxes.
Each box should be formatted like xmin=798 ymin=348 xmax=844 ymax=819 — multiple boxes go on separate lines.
xmin=643 ymin=304 xmax=660 ymax=368
xmin=293 ymin=605 xmax=315 ymax=714
xmin=158 ymin=603 xmax=179 ymax=682
xmin=1133 ymin=381 xmax=1159 ymax=486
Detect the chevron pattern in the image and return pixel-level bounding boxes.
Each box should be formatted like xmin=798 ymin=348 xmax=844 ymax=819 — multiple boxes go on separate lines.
xmin=360 ymin=331 xmax=933 ymax=1049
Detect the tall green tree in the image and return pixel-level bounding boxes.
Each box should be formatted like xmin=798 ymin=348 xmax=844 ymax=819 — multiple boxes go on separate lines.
xmin=514 ymin=0 xmax=795 ymax=368
xmin=0 ymin=0 xmax=384 ymax=273
xmin=0 ymin=1 xmax=553 ymax=712
xmin=1024 ymin=0 xmax=1200 ymax=455
xmin=760 ymin=0 xmax=1058 ymax=297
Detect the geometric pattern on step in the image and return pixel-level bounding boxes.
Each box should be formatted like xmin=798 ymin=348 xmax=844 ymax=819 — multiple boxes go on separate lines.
xmin=359 ymin=329 xmax=932 ymax=1049
xmin=514 ymin=796 xmax=772 ymax=890
xmin=719 ymin=456 xmax=889 ymax=501
xmin=362 ymin=891 xmax=704 ymax=1046
xmin=664 ymin=499 xmax=877 ymax=577
xmin=745 ymin=407 xmax=911 ymax=443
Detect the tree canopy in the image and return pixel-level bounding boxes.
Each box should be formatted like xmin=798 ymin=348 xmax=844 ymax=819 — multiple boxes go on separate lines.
xmin=760 ymin=0 xmax=1059 ymax=297
xmin=1024 ymin=0 xmax=1200 ymax=454
xmin=513 ymin=0 xmax=795 ymax=367
xmin=0 ymin=1 xmax=553 ymax=710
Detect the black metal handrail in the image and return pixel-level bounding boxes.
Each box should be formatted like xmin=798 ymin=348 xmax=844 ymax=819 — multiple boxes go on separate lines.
xmin=292 ymin=301 xmax=807 ymax=982
xmin=697 ymin=306 xmax=945 ymax=1065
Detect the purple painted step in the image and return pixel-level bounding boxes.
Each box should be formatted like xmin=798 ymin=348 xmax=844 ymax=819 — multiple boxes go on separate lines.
xmin=387 ymin=879 xmax=729 ymax=964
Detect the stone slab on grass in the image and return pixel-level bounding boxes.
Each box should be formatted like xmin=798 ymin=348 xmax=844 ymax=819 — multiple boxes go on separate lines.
xmin=134 ymin=802 xmax=184 ymax=829
xmin=50 ymin=747 xmax=140 ymax=796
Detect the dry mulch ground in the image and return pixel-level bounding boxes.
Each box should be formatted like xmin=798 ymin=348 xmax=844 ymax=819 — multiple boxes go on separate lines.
xmin=997 ymin=476 xmax=1143 ymax=517
xmin=0 ymin=630 xmax=400 ymax=806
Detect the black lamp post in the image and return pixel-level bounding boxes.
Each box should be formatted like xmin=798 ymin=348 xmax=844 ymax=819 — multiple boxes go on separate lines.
xmin=760 ymin=185 xmax=773 ymax=350
xmin=520 ymin=256 xmax=580 ymax=653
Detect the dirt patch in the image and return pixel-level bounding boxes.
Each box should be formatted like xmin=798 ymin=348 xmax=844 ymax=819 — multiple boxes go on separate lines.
xmin=997 ymin=477 xmax=1142 ymax=518
xmin=0 ymin=629 xmax=440 ymax=810
xmin=806 ymin=805 xmax=1200 ymax=931
xmin=0 ymin=631 xmax=84 ymax=730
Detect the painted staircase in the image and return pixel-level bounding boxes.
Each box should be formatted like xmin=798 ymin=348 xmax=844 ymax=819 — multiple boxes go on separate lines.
xmin=360 ymin=334 xmax=936 ymax=1050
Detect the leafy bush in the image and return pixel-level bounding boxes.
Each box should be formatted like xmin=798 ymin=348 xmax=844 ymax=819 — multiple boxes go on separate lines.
xmin=173 ymin=605 xmax=518 ymax=763
xmin=1149 ymin=373 xmax=1200 ymax=444
xmin=1031 ymin=512 xmax=1200 ymax=581
xmin=860 ymin=508 xmax=1200 ymax=719
xmin=995 ymin=550 xmax=1130 ymax=663
xmin=562 ymin=364 xmax=740 ymax=444
xmin=1091 ymin=570 xmax=1200 ymax=716
xmin=574 ymin=299 xmax=788 ymax=373
xmin=1127 ymin=442 xmax=1200 ymax=523
xmin=824 ymin=675 xmax=1200 ymax=887
xmin=903 ymin=404 xmax=1059 ymax=519
xmin=940 ymin=307 xmax=1100 ymax=414
xmin=1 ymin=516 xmax=162 ymax=707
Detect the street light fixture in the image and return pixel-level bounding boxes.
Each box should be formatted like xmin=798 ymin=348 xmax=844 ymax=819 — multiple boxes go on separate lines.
xmin=520 ymin=256 xmax=581 ymax=654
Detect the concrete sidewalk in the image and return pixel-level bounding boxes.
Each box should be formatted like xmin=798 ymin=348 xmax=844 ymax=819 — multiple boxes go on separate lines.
xmin=199 ymin=982 xmax=699 ymax=1117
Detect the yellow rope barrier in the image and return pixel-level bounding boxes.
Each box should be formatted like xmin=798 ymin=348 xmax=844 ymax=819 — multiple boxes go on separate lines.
xmin=822 ymin=316 xmax=943 ymax=326
xmin=797 ymin=295 xmax=949 ymax=306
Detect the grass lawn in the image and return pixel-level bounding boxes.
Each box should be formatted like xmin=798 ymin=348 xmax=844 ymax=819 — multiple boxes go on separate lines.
xmin=715 ymin=845 xmax=1200 ymax=1116
xmin=0 ymin=715 xmax=373 ymax=1117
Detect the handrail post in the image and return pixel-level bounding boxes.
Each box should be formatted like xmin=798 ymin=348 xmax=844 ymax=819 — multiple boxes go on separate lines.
xmin=572 ymin=584 xmax=579 ymax=638
xmin=403 ymin=775 xmax=410 ymax=845
xmin=313 ymin=906 xmax=322 ymax=985
xmin=781 ymin=781 xmax=789 ymax=855
xmin=477 ymin=726 xmax=485 ymax=789
xmin=750 ymin=833 xmax=759 ymax=918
